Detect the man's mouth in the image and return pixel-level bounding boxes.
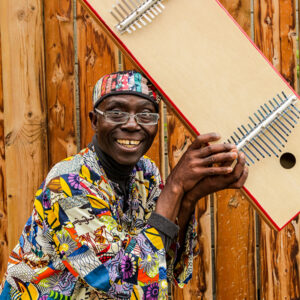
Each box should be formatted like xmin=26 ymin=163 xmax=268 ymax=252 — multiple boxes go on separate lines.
xmin=116 ymin=139 xmax=141 ymax=148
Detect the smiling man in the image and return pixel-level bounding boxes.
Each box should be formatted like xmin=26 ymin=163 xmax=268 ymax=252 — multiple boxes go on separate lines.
xmin=0 ymin=70 xmax=248 ymax=299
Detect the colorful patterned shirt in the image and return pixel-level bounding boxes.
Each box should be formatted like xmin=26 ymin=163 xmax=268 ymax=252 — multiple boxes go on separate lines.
xmin=0 ymin=147 xmax=196 ymax=299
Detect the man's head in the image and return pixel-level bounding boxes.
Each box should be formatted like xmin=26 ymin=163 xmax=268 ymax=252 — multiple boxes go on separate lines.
xmin=89 ymin=70 xmax=161 ymax=166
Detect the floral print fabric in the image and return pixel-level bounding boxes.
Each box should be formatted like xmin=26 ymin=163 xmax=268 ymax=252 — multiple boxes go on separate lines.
xmin=0 ymin=147 xmax=195 ymax=299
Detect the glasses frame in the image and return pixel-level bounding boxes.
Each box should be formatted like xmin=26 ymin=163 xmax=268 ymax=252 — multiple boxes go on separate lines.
xmin=94 ymin=108 xmax=160 ymax=125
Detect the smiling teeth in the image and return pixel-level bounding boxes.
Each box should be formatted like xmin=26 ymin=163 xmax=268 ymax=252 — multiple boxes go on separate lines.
xmin=117 ymin=139 xmax=141 ymax=146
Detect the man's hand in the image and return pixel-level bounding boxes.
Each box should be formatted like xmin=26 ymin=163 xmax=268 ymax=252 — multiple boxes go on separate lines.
xmin=167 ymin=133 xmax=238 ymax=194
xmin=183 ymin=151 xmax=249 ymax=206
xmin=155 ymin=133 xmax=240 ymax=222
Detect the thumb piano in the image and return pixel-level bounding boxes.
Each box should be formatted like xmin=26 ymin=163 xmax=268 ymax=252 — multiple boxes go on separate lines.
xmin=81 ymin=0 xmax=300 ymax=230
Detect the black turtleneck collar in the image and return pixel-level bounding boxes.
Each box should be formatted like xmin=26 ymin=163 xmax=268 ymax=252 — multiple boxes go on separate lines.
xmin=91 ymin=135 xmax=135 ymax=182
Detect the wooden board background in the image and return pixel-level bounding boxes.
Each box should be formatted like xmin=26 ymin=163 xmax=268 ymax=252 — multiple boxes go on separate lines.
xmin=0 ymin=0 xmax=299 ymax=298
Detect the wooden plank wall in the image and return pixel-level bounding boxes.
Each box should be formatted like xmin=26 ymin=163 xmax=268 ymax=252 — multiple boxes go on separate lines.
xmin=213 ymin=1 xmax=257 ymax=299
xmin=0 ymin=30 xmax=8 ymax=278
xmin=254 ymin=0 xmax=300 ymax=298
xmin=44 ymin=0 xmax=77 ymax=167
xmin=0 ymin=1 xmax=299 ymax=299
xmin=0 ymin=0 xmax=48 ymax=275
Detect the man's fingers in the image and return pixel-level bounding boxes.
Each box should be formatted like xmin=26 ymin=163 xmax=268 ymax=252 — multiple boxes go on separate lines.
xmin=200 ymin=166 xmax=233 ymax=176
xmin=225 ymin=152 xmax=247 ymax=185
xmin=189 ymin=133 xmax=221 ymax=150
xmin=196 ymin=143 xmax=237 ymax=158
xmin=201 ymin=151 xmax=238 ymax=166
xmin=229 ymin=166 xmax=249 ymax=189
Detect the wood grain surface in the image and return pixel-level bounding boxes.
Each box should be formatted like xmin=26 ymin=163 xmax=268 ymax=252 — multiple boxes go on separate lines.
xmin=77 ymin=1 xmax=119 ymax=149
xmin=254 ymin=0 xmax=300 ymax=298
xmin=168 ymin=111 xmax=213 ymax=299
xmin=0 ymin=31 xmax=8 ymax=281
xmin=44 ymin=0 xmax=77 ymax=167
xmin=0 ymin=0 xmax=48 ymax=253
xmin=214 ymin=1 xmax=257 ymax=299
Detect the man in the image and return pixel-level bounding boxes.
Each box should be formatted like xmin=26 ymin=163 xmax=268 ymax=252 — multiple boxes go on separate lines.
xmin=0 ymin=70 xmax=248 ymax=299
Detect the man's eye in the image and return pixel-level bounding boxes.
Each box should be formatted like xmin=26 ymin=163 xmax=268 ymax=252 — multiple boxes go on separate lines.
xmin=110 ymin=110 xmax=123 ymax=115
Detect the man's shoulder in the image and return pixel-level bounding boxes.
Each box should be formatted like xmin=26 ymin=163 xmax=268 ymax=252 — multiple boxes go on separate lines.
xmin=44 ymin=147 xmax=97 ymax=186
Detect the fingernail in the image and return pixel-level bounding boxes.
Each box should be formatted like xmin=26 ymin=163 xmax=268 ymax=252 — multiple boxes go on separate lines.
xmin=231 ymin=152 xmax=238 ymax=159
xmin=227 ymin=167 xmax=233 ymax=173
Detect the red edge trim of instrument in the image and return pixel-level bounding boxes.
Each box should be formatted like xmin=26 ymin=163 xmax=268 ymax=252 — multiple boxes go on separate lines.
xmin=82 ymin=0 xmax=300 ymax=230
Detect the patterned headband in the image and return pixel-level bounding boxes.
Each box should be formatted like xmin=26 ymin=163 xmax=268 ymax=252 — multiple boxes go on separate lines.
xmin=92 ymin=70 xmax=161 ymax=111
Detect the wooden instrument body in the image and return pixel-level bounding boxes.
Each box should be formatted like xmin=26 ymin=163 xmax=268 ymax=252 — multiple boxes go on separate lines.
xmin=81 ymin=0 xmax=300 ymax=230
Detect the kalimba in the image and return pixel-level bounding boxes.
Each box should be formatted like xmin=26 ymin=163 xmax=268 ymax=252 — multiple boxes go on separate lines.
xmin=80 ymin=0 xmax=300 ymax=230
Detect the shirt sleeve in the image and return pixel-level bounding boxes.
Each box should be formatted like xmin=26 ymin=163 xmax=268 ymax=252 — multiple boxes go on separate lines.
xmin=142 ymin=157 xmax=197 ymax=288
xmin=166 ymin=215 xmax=197 ymax=288
xmin=147 ymin=212 xmax=179 ymax=251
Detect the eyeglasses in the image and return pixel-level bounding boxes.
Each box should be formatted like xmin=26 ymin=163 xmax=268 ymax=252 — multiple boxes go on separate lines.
xmin=94 ymin=108 xmax=160 ymax=125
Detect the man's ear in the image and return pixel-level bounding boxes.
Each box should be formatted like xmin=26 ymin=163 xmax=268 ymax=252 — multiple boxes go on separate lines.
xmin=89 ymin=111 xmax=98 ymax=131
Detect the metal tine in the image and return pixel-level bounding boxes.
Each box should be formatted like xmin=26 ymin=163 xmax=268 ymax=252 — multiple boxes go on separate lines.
xmin=269 ymin=100 xmax=291 ymax=133
xmin=129 ymin=0 xmax=139 ymax=9
xmin=241 ymin=148 xmax=255 ymax=164
xmin=287 ymin=104 xmax=300 ymax=119
xmin=118 ymin=1 xmax=130 ymax=15
xmin=110 ymin=10 xmax=122 ymax=23
xmin=239 ymin=126 xmax=265 ymax=158
xmin=139 ymin=17 xmax=147 ymax=26
xmin=241 ymin=151 xmax=251 ymax=165
xmin=157 ymin=1 xmax=165 ymax=9
xmin=280 ymin=92 xmax=300 ymax=115
xmin=245 ymin=124 xmax=271 ymax=156
xmin=234 ymin=137 xmax=254 ymax=164
xmin=122 ymin=0 xmax=134 ymax=11
xmin=253 ymin=112 xmax=279 ymax=157
xmin=150 ymin=6 xmax=159 ymax=15
xmin=260 ymin=105 xmax=285 ymax=147
xmin=142 ymin=13 xmax=152 ymax=23
xmin=280 ymin=111 xmax=295 ymax=127
xmin=291 ymin=103 xmax=300 ymax=114
xmin=277 ymin=94 xmax=298 ymax=122
xmin=273 ymin=97 xmax=295 ymax=127
xmin=235 ymin=131 xmax=259 ymax=161
xmin=147 ymin=10 xmax=155 ymax=19
xmin=283 ymin=90 xmax=300 ymax=115
xmin=154 ymin=4 xmax=163 ymax=13
xmin=113 ymin=5 xmax=125 ymax=19
xmin=130 ymin=25 xmax=136 ymax=31
xmin=230 ymin=135 xmax=238 ymax=145
xmin=134 ymin=20 xmax=142 ymax=28
xmin=247 ymin=124 xmax=271 ymax=157
xmin=257 ymin=110 xmax=282 ymax=152
xmin=264 ymin=104 xmax=288 ymax=142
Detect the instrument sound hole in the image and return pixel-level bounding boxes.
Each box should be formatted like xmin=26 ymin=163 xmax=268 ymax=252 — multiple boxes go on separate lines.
xmin=280 ymin=152 xmax=296 ymax=169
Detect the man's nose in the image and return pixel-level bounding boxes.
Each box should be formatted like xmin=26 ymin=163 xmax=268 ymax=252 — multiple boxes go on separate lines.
xmin=121 ymin=114 xmax=141 ymax=129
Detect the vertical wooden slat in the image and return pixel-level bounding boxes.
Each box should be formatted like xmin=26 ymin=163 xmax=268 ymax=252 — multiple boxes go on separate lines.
xmin=44 ymin=0 xmax=77 ymax=167
xmin=169 ymin=112 xmax=213 ymax=300
xmin=254 ymin=0 xmax=300 ymax=298
xmin=215 ymin=1 xmax=257 ymax=299
xmin=0 ymin=31 xmax=8 ymax=280
xmin=77 ymin=2 xmax=119 ymax=149
xmin=0 ymin=0 xmax=48 ymax=252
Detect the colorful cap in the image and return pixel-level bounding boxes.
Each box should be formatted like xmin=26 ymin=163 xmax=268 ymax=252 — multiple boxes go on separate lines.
xmin=92 ymin=70 xmax=161 ymax=111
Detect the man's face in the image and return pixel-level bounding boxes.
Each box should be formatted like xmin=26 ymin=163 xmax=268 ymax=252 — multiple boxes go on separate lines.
xmin=89 ymin=94 xmax=158 ymax=165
